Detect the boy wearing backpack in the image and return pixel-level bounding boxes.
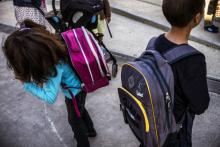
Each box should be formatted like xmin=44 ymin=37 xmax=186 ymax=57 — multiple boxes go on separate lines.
xmin=157 ymin=0 xmax=210 ymax=146
xmin=118 ymin=0 xmax=210 ymax=147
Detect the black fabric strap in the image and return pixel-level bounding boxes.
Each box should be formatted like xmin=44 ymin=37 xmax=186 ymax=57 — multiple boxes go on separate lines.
xmin=162 ymin=45 xmax=201 ymax=64
xmin=32 ymin=1 xmax=45 ymax=16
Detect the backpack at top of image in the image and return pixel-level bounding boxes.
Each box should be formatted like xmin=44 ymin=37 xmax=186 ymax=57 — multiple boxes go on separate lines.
xmin=60 ymin=0 xmax=103 ymax=22
xmin=118 ymin=37 xmax=201 ymax=147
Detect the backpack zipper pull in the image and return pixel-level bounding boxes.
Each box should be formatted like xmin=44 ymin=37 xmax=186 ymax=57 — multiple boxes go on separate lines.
xmin=165 ymin=92 xmax=172 ymax=128
xmin=166 ymin=92 xmax=171 ymax=109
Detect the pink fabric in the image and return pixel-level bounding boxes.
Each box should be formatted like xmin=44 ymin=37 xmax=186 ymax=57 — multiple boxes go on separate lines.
xmin=72 ymin=97 xmax=81 ymax=117
xmin=62 ymin=28 xmax=109 ymax=93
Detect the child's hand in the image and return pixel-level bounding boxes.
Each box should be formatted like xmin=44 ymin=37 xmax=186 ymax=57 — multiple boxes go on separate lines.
xmin=105 ymin=17 xmax=111 ymax=23
xmin=38 ymin=83 xmax=43 ymax=88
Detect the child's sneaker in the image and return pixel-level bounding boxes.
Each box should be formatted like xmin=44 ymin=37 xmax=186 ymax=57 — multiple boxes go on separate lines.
xmin=204 ymin=25 xmax=219 ymax=33
xmin=87 ymin=128 xmax=97 ymax=137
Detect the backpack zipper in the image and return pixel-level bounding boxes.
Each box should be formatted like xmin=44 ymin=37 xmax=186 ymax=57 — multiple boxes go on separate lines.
xmin=139 ymin=58 xmax=171 ymax=129
xmin=148 ymin=58 xmax=173 ymax=110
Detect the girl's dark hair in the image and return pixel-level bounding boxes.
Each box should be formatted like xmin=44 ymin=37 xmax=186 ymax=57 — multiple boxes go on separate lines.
xmin=162 ymin=0 xmax=205 ymax=27
xmin=3 ymin=19 xmax=67 ymax=84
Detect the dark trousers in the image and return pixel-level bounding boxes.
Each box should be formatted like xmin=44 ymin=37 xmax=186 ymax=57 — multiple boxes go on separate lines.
xmin=141 ymin=110 xmax=195 ymax=147
xmin=65 ymin=91 xmax=94 ymax=147
xmin=163 ymin=111 xmax=195 ymax=147
xmin=178 ymin=111 xmax=195 ymax=147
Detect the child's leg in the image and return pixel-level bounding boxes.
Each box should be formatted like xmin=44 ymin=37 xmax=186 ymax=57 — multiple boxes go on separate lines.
xmin=216 ymin=1 xmax=220 ymax=17
xmin=65 ymin=98 xmax=90 ymax=147
xmin=92 ymin=15 xmax=105 ymax=42
xmin=204 ymin=0 xmax=219 ymax=32
xmin=97 ymin=15 xmax=105 ymax=36
xmin=204 ymin=0 xmax=218 ymax=25
xmin=207 ymin=0 xmax=218 ymax=15
xmin=76 ymin=91 xmax=96 ymax=134
xmin=178 ymin=111 xmax=195 ymax=147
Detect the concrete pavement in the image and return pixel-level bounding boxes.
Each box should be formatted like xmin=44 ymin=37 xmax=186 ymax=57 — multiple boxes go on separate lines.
xmin=137 ymin=0 xmax=162 ymax=6
xmin=109 ymin=0 xmax=220 ymax=50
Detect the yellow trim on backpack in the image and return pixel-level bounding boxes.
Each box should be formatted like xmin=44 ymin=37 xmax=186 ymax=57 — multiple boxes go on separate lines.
xmin=122 ymin=63 xmax=160 ymax=146
xmin=120 ymin=87 xmax=150 ymax=132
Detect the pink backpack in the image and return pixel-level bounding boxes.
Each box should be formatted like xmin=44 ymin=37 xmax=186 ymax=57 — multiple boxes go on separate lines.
xmin=61 ymin=27 xmax=110 ymax=93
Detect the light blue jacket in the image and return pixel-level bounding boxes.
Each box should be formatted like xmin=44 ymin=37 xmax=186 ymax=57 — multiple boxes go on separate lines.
xmin=24 ymin=62 xmax=81 ymax=104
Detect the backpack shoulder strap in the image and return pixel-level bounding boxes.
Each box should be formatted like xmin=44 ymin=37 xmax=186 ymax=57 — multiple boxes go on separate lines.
xmin=146 ymin=37 xmax=157 ymax=50
xmin=146 ymin=37 xmax=202 ymax=64
xmin=163 ymin=45 xmax=202 ymax=64
xmin=32 ymin=0 xmax=45 ymax=16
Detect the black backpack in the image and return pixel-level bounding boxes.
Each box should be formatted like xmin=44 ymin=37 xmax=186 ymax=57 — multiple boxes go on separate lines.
xmin=60 ymin=0 xmax=103 ymax=27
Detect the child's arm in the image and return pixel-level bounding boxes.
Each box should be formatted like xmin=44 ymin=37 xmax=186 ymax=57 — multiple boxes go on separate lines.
xmin=180 ymin=56 xmax=210 ymax=115
xmin=23 ymin=67 xmax=63 ymax=104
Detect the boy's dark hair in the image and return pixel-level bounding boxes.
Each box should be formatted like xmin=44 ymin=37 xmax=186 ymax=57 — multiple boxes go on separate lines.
xmin=3 ymin=19 xmax=67 ymax=84
xmin=162 ymin=0 xmax=205 ymax=27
